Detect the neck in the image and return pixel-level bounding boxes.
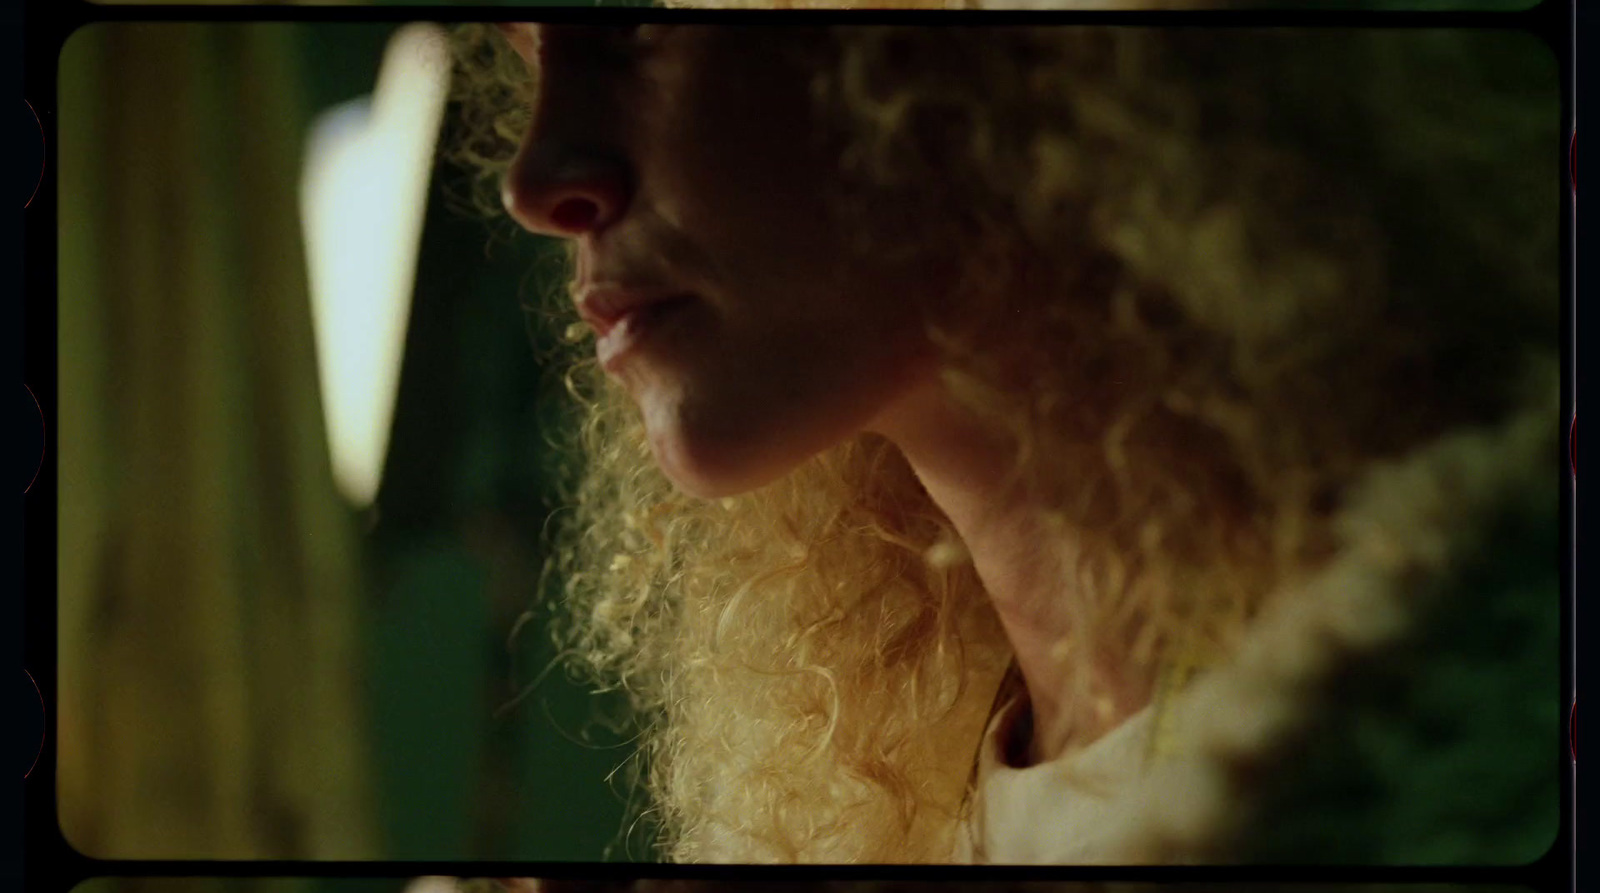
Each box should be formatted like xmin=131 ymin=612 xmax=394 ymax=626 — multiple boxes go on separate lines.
xmin=869 ymin=376 xmax=1143 ymax=764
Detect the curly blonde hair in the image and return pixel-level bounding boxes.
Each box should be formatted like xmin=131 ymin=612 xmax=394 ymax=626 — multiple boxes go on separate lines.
xmin=448 ymin=20 xmax=1558 ymax=863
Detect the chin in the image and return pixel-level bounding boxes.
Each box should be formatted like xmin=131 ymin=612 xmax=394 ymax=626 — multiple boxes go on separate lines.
xmin=647 ymin=423 xmax=793 ymax=501
xmin=651 ymin=440 xmax=768 ymax=501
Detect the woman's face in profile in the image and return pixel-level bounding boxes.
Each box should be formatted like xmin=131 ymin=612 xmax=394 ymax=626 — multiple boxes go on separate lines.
xmin=500 ymin=25 xmax=948 ymax=498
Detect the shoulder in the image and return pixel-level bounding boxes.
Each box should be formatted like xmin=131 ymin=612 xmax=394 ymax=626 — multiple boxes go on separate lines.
xmin=965 ymin=406 xmax=1561 ymax=865
xmin=1230 ymin=482 xmax=1559 ymax=863
xmin=1122 ymin=406 xmax=1561 ymax=864
xmin=1196 ymin=412 xmax=1555 ymax=870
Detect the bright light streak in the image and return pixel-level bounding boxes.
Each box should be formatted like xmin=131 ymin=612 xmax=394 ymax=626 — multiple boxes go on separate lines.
xmin=301 ymin=23 xmax=451 ymax=508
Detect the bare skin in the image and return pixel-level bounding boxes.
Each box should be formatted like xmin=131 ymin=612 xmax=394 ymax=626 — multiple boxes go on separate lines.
xmin=869 ymin=381 xmax=1146 ymax=762
xmin=500 ymin=23 xmax=1141 ymax=765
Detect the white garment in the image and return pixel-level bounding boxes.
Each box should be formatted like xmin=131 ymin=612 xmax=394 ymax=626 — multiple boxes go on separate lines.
xmin=959 ymin=690 xmax=1156 ymax=864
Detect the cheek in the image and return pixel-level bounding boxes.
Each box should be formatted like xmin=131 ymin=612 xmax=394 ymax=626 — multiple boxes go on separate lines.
xmin=656 ymin=51 xmax=840 ymax=266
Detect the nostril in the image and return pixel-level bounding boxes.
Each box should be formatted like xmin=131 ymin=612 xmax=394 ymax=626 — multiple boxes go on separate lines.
xmin=551 ymin=197 xmax=601 ymax=232
xmin=500 ymin=144 xmax=631 ymax=237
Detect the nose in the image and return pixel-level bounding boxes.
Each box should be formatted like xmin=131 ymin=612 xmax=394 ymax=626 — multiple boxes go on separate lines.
xmin=501 ymin=142 xmax=632 ymax=238
xmin=498 ymin=24 xmax=635 ymax=238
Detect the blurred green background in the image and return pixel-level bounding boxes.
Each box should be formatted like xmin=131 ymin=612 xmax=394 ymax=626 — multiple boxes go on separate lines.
xmin=57 ymin=16 xmax=648 ymax=863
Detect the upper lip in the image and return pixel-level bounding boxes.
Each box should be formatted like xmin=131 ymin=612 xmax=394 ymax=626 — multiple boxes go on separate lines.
xmin=575 ymin=283 xmax=688 ymax=336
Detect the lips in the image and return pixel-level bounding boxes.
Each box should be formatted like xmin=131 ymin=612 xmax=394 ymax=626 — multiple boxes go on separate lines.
xmin=576 ymin=284 xmax=695 ymax=371
xmin=575 ymin=284 xmax=689 ymax=336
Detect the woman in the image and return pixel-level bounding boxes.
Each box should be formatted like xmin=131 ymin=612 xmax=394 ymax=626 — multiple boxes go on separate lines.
xmin=450 ymin=18 xmax=1561 ymax=864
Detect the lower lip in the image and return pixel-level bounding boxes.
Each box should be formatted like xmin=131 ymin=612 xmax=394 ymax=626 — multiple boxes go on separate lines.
xmin=596 ymin=297 xmax=694 ymax=372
